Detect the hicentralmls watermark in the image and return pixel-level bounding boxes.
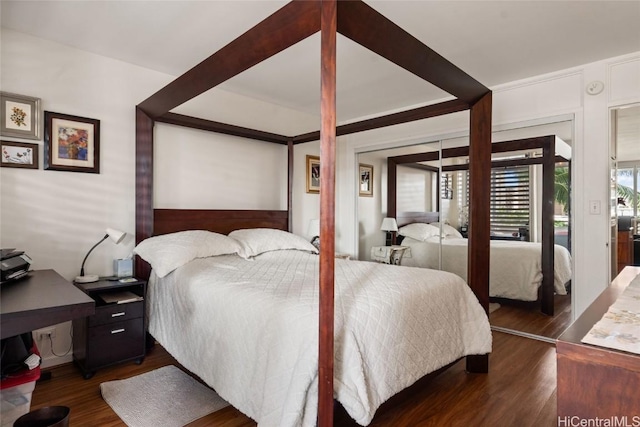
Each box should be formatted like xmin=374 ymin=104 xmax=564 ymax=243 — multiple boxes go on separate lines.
xmin=558 ymin=416 xmax=640 ymax=427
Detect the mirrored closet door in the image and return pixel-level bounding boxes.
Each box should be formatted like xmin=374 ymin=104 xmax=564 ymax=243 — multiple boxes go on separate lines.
xmin=356 ymin=117 xmax=575 ymax=341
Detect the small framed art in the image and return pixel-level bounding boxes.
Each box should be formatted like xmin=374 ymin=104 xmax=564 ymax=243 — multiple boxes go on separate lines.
xmin=1 ymin=92 xmax=41 ymax=140
xmin=1 ymin=140 xmax=39 ymax=169
xmin=359 ymin=163 xmax=373 ymax=197
xmin=44 ymin=111 xmax=100 ymax=173
xmin=306 ymin=155 xmax=320 ymax=194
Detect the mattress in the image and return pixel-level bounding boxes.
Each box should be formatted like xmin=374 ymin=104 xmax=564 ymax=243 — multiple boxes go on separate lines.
xmin=147 ymin=250 xmax=491 ymax=427
xmin=400 ymin=236 xmax=572 ymax=301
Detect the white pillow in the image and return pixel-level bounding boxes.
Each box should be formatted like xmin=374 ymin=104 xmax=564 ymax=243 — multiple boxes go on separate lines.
xmin=229 ymin=228 xmax=318 ymax=258
xmin=134 ymin=230 xmax=241 ymax=278
xmin=431 ymin=222 xmax=464 ymax=238
xmin=398 ymin=223 xmax=440 ymax=241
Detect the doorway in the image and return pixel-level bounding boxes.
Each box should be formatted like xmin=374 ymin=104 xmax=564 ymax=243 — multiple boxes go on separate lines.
xmin=610 ymin=104 xmax=640 ymax=279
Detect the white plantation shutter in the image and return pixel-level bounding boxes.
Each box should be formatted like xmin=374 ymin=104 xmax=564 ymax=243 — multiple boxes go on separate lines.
xmin=490 ymin=165 xmax=530 ymax=236
xmin=459 ymin=165 xmax=530 ymax=237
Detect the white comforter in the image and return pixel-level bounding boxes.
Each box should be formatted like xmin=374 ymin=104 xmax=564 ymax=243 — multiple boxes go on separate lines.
xmin=400 ymin=236 xmax=572 ymax=301
xmin=147 ymin=250 xmax=491 ymax=427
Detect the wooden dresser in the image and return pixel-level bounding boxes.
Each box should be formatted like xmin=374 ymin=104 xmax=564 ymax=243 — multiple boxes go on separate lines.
xmin=556 ymin=266 xmax=640 ymax=419
xmin=617 ymin=229 xmax=634 ymax=274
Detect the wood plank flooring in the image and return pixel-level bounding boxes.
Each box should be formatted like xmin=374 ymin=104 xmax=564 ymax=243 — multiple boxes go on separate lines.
xmin=31 ymin=331 xmax=558 ymax=427
xmin=490 ymin=294 xmax=572 ymax=339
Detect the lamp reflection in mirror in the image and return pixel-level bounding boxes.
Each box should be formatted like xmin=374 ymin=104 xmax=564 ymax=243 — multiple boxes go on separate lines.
xmin=380 ymin=217 xmax=398 ymax=246
xmin=75 ymin=228 xmax=126 ymax=283
xmin=308 ymin=219 xmax=320 ymax=250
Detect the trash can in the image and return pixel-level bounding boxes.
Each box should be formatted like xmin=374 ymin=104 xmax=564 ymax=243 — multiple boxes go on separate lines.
xmin=13 ymin=406 xmax=69 ymax=427
xmin=1 ymin=341 xmax=41 ymax=427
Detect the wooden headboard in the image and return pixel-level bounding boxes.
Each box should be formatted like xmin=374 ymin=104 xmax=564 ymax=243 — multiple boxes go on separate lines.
xmin=153 ymin=209 xmax=289 ymax=236
xmin=396 ymin=211 xmax=440 ymax=228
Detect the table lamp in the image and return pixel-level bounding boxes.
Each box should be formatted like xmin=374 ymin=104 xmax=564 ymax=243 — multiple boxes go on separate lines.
xmin=308 ymin=219 xmax=320 ymax=250
xmin=380 ymin=217 xmax=398 ymax=246
xmin=75 ymin=228 xmax=126 ymax=283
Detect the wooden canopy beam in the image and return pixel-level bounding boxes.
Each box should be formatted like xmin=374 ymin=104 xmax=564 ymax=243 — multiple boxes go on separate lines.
xmin=388 ymin=135 xmax=563 ymax=165
xmin=337 ymin=1 xmax=489 ymax=104
xmin=293 ymin=99 xmax=468 ymax=144
xmin=157 ymin=112 xmax=290 ymax=144
xmin=138 ymin=0 xmax=321 ymax=118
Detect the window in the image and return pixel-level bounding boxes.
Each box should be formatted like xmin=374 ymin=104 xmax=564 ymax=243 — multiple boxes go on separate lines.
xmin=490 ymin=166 xmax=530 ymax=237
xmin=458 ymin=165 xmax=531 ymax=238
xmin=616 ymin=165 xmax=640 ymax=234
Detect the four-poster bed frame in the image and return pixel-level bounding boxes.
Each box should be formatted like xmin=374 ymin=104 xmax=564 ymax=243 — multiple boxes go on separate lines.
xmin=387 ymin=135 xmax=571 ymax=316
xmin=135 ymin=1 xmax=492 ymax=425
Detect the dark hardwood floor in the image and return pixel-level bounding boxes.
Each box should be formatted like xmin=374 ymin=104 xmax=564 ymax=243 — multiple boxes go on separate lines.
xmin=31 ymin=331 xmax=558 ymax=427
xmin=490 ymin=294 xmax=572 ymax=339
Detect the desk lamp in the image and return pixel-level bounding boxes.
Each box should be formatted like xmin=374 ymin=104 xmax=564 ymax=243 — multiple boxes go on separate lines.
xmin=380 ymin=217 xmax=398 ymax=246
xmin=75 ymin=228 xmax=126 ymax=283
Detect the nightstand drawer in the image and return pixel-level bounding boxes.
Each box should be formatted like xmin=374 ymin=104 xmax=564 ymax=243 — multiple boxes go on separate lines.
xmin=89 ymin=301 xmax=143 ymax=327
xmin=87 ymin=318 xmax=144 ymax=368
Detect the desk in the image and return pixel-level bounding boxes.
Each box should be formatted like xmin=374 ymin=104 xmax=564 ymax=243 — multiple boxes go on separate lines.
xmin=556 ymin=266 xmax=640 ymax=418
xmin=1 ymin=269 xmax=95 ymax=339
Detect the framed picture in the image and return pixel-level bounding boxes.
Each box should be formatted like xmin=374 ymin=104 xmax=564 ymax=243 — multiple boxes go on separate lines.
xmin=306 ymin=155 xmax=320 ymax=194
xmin=1 ymin=92 xmax=41 ymax=140
xmin=359 ymin=163 xmax=373 ymax=197
xmin=441 ymin=172 xmax=453 ymax=199
xmin=1 ymin=140 xmax=39 ymax=169
xmin=44 ymin=111 xmax=100 ymax=173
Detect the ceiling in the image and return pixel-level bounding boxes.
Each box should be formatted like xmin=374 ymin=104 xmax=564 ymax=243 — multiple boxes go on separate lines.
xmin=1 ymin=0 xmax=639 ymax=155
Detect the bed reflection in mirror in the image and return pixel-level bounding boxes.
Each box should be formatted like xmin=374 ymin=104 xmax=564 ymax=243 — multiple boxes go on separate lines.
xmin=357 ymin=118 xmax=574 ymax=341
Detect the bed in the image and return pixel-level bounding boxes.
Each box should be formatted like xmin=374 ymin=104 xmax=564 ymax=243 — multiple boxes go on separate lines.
xmin=137 ymin=228 xmax=491 ymax=427
xmin=134 ymin=1 xmax=494 ymax=425
xmin=396 ymin=228 xmax=572 ymax=302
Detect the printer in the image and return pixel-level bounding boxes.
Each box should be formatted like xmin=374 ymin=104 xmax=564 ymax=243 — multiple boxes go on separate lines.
xmin=1 ymin=249 xmax=32 ymax=284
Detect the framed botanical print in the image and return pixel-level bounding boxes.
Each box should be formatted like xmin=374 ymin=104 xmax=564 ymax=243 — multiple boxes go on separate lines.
xmin=306 ymin=155 xmax=320 ymax=194
xmin=359 ymin=163 xmax=373 ymax=197
xmin=1 ymin=140 xmax=39 ymax=169
xmin=44 ymin=111 xmax=100 ymax=173
xmin=1 ymin=92 xmax=41 ymax=140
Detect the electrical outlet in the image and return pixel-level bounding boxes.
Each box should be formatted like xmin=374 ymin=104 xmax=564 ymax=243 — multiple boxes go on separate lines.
xmin=35 ymin=328 xmax=56 ymax=340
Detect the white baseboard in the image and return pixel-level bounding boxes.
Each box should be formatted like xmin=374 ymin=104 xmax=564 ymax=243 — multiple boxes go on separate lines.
xmin=39 ymin=353 xmax=73 ymax=369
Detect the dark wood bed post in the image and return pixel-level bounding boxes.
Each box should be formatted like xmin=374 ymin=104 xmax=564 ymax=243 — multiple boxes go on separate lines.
xmin=466 ymin=92 xmax=492 ymax=374
xmin=318 ymin=1 xmax=337 ymax=425
xmin=135 ymin=107 xmax=154 ymax=281
xmin=387 ymin=158 xmax=398 ymax=244
xmin=541 ymin=136 xmax=555 ymax=315
xmin=287 ymin=139 xmax=294 ymax=232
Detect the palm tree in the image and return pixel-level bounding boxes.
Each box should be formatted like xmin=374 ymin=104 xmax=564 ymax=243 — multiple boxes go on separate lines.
xmin=555 ymin=166 xmax=570 ymax=214
xmin=555 ymin=166 xmax=639 ymax=214
xmin=616 ymin=169 xmax=639 ymax=210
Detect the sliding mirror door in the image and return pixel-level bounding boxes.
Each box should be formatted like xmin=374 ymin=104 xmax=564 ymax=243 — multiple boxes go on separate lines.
xmin=357 ymin=141 xmax=441 ymax=263
xmin=357 ymin=117 xmax=575 ymax=342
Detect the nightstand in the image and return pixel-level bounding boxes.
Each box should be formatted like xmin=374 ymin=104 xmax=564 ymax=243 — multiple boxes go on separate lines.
xmin=72 ymin=278 xmax=146 ymax=379
xmin=370 ymin=245 xmax=410 ymax=265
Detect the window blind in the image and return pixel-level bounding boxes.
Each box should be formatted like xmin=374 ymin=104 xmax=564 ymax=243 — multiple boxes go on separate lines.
xmin=458 ymin=165 xmax=531 ymax=237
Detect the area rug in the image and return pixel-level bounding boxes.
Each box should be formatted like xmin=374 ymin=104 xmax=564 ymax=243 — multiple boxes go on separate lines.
xmin=100 ymin=365 xmax=229 ymax=427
